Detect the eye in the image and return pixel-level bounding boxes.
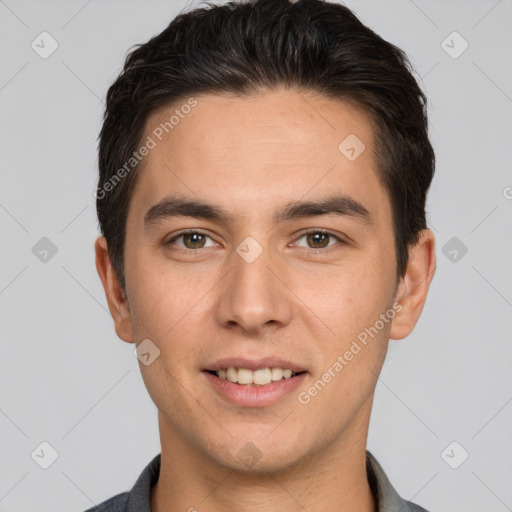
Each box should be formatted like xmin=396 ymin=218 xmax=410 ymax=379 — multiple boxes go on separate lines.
xmin=166 ymin=230 xmax=217 ymax=250
xmin=292 ymin=229 xmax=344 ymax=250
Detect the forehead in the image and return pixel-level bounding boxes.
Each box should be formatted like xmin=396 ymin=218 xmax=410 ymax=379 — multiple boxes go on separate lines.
xmin=129 ymin=89 xmax=390 ymax=226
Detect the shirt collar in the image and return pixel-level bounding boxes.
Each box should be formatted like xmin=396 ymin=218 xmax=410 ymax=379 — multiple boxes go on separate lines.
xmin=126 ymin=451 xmax=418 ymax=512
xmin=366 ymin=451 xmax=421 ymax=511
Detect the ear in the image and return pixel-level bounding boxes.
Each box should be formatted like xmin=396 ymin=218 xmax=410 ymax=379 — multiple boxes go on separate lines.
xmin=94 ymin=236 xmax=135 ymax=343
xmin=389 ymin=229 xmax=436 ymax=340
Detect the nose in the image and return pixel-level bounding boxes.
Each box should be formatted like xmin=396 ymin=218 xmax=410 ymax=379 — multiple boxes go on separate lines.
xmin=214 ymin=238 xmax=293 ymax=335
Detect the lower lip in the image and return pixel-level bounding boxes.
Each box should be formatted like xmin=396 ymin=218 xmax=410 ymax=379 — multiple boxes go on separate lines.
xmin=203 ymin=371 xmax=308 ymax=407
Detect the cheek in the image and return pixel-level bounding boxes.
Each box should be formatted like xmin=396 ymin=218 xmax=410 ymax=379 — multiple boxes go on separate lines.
xmin=125 ymin=244 xmax=195 ymax=335
xmin=299 ymin=266 xmax=393 ymax=413
xmin=295 ymin=256 xmax=394 ymax=342
xmin=126 ymin=250 xmax=217 ymax=375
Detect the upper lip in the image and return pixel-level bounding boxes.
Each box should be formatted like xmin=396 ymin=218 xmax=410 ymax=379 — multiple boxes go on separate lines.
xmin=203 ymin=357 xmax=307 ymax=373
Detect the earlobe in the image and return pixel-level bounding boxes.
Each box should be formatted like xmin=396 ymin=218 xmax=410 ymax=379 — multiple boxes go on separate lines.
xmin=94 ymin=236 xmax=135 ymax=343
xmin=389 ymin=229 xmax=436 ymax=340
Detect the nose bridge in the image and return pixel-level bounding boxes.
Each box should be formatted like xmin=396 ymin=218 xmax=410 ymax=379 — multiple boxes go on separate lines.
xmin=215 ymin=234 xmax=291 ymax=331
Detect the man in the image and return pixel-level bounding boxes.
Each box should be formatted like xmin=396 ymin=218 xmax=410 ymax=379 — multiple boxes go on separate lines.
xmin=90 ymin=0 xmax=436 ymax=510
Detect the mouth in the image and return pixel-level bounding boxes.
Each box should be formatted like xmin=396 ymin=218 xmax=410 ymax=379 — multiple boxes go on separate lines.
xmin=203 ymin=366 xmax=308 ymax=407
xmin=202 ymin=357 xmax=308 ymax=406
xmin=204 ymin=367 xmax=307 ymax=386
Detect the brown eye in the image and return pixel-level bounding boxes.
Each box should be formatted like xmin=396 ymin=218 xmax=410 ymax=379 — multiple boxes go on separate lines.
xmin=306 ymin=231 xmax=330 ymax=248
xmin=294 ymin=230 xmax=342 ymax=249
xmin=182 ymin=232 xmax=206 ymax=248
xmin=166 ymin=231 xmax=215 ymax=250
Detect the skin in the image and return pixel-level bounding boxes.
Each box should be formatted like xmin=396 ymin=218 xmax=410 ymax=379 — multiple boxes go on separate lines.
xmin=95 ymin=88 xmax=436 ymax=512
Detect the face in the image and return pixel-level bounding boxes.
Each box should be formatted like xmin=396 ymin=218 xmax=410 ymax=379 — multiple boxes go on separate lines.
xmin=96 ymin=88 xmax=434 ymax=473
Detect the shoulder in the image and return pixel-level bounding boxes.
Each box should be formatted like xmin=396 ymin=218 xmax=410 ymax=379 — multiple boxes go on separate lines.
xmin=366 ymin=451 xmax=432 ymax=512
xmin=405 ymin=503 xmax=430 ymax=512
xmin=80 ymin=453 xmax=160 ymax=512
xmin=82 ymin=492 xmax=129 ymax=512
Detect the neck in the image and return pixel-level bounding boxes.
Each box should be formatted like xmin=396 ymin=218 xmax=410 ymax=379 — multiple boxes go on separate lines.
xmin=151 ymin=411 xmax=376 ymax=512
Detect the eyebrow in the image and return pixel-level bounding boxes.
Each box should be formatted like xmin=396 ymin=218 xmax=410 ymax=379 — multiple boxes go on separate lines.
xmin=143 ymin=194 xmax=372 ymax=229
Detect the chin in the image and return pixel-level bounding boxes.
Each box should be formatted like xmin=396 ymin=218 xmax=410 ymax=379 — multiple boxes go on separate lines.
xmin=204 ymin=429 xmax=312 ymax=474
xmin=220 ymin=448 xmax=306 ymax=474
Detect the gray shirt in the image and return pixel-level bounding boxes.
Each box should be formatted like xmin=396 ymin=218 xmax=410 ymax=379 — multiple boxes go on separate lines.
xmin=84 ymin=451 xmax=430 ymax=512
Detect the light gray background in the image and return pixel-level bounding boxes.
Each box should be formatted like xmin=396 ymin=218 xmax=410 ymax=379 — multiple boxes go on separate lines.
xmin=1 ymin=0 xmax=511 ymax=510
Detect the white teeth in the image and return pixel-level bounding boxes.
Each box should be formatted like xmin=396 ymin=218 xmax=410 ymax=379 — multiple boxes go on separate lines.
xmin=271 ymin=368 xmax=283 ymax=381
xmin=237 ymin=368 xmax=253 ymax=385
xmin=253 ymin=368 xmax=272 ymax=385
xmin=226 ymin=367 xmax=238 ymax=383
xmin=216 ymin=366 xmax=299 ymax=386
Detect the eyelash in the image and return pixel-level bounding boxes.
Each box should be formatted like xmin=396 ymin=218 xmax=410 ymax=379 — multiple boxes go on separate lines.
xmin=165 ymin=228 xmax=346 ymax=253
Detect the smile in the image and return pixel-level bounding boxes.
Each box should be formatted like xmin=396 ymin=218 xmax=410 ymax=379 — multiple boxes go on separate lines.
xmin=208 ymin=367 xmax=304 ymax=386
xmin=203 ymin=367 xmax=308 ymax=407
